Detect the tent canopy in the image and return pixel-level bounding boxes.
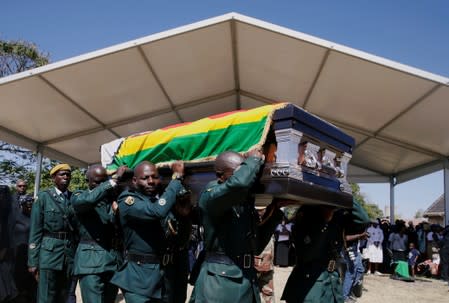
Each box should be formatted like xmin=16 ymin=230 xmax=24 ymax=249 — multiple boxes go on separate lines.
xmin=1 ymin=13 xmax=448 ymax=184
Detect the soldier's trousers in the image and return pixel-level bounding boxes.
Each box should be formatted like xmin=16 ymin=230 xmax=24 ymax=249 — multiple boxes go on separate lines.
xmin=38 ymin=269 xmax=71 ymax=303
xmin=79 ymin=272 xmax=118 ymax=303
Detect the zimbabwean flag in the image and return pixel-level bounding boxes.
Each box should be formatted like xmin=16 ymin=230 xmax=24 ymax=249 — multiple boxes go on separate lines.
xmin=102 ymin=103 xmax=286 ymax=171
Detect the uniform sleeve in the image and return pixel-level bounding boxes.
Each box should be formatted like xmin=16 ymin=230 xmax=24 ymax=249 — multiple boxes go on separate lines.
xmin=351 ymin=199 xmax=370 ymax=225
xmin=71 ymin=181 xmax=114 ymax=213
xmin=121 ymin=180 xmax=183 ymax=221
xmin=28 ymin=192 xmax=45 ymax=268
xmin=200 ymin=157 xmax=263 ymax=216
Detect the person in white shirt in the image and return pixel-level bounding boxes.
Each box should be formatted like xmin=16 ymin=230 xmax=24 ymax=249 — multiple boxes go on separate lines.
xmin=366 ymin=221 xmax=384 ymax=275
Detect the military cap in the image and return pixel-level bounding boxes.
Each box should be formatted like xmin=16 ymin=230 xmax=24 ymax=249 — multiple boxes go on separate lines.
xmin=50 ymin=163 xmax=71 ymax=176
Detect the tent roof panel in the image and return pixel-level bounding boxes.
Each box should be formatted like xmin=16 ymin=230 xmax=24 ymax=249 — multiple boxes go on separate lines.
xmin=47 ymin=130 xmax=117 ymax=164
xmin=352 ymin=137 xmax=437 ymax=175
xmin=141 ymin=22 xmax=235 ymax=105
xmin=111 ymin=111 xmax=180 ymax=138
xmin=240 ymin=97 xmax=270 ymax=109
xmin=0 ymin=77 xmax=100 ymax=142
xmin=238 ymin=22 xmax=327 ymax=103
xmin=380 ymin=85 xmax=449 ymax=154
xmin=178 ymin=96 xmax=237 ymax=122
xmin=43 ymin=47 xmax=171 ymax=124
xmin=307 ymin=51 xmax=436 ymax=130
xmin=0 ymin=12 xmax=448 ymax=183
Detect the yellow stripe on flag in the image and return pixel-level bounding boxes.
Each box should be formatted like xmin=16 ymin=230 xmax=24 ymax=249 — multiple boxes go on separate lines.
xmin=117 ymin=104 xmax=283 ymax=157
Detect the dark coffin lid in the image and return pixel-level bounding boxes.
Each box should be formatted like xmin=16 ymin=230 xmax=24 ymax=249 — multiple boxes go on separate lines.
xmin=273 ymin=104 xmax=355 ymax=153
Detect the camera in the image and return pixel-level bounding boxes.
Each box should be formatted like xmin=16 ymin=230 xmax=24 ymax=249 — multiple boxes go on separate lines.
xmin=346 ymin=247 xmax=356 ymax=261
xmin=19 ymin=194 xmax=34 ymax=206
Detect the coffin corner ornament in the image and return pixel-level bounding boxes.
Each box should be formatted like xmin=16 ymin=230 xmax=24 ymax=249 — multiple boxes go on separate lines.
xmin=101 ymin=102 xmax=355 ymax=208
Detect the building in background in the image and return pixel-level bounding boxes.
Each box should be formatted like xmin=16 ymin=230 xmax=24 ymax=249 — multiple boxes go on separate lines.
xmin=423 ymin=195 xmax=444 ymax=225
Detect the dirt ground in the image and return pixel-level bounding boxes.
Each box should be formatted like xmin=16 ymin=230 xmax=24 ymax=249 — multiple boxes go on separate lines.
xmin=76 ymin=266 xmax=449 ymax=302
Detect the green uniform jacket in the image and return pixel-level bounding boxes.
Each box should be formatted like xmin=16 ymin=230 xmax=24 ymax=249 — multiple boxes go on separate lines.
xmin=28 ymin=187 xmax=77 ymax=272
xmin=190 ymin=156 xmax=283 ymax=303
xmin=71 ymin=181 xmax=123 ymax=275
xmin=110 ymin=179 xmax=184 ymax=299
xmin=281 ymin=200 xmax=370 ymax=303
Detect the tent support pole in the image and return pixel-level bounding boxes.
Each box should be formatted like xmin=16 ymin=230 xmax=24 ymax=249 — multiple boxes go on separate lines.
xmin=34 ymin=147 xmax=43 ymax=197
xmin=390 ymin=176 xmax=396 ymax=224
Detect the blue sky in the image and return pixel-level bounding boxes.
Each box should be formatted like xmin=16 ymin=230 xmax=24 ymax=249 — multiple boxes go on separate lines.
xmin=1 ymin=1 xmax=448 ymax=218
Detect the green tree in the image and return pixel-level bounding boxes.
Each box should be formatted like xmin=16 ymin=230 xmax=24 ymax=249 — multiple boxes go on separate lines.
xmin=0 ymin=39 xmax=87 ymax=192
xmin=0 ymin=39 xmax=49 ymax=77
xmin=351 ymin=183 xmax=384 ymax=219
xmin=414 ymin=209 xmax=424 ymax=218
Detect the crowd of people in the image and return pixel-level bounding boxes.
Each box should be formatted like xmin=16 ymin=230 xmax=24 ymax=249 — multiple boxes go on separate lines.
xmin=6 ymin=148 xmax=448 ymax=303
xmin=357 ymin=218 xmax=449 ymax=282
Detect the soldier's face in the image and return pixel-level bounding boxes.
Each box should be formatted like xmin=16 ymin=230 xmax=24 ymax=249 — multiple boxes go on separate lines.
xmin=134 ymin=164 xmax=161 ymax=196
xmin=219 ymin=154 xmax=244 ymax=182
xmin=53 ymin=170 xmax=71 ymax=192
xmin=88 ymin=168 xmax=108 ymax=190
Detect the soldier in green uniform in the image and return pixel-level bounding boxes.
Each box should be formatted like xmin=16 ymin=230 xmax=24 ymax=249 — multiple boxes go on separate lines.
xmin=71 ymin=164 xmax=127 ymax=303
xmin=189 ymin=150 xmax=285 ymax=303
xmin=110 ymin=160 xmax=186 ymax=303
xmin=28 ymin=163 xmax=78 ymax=303
xmin=281 ymin=201 xmax=370 ymax=303
xmin=161 ymin=197 xmax=192 ymax=303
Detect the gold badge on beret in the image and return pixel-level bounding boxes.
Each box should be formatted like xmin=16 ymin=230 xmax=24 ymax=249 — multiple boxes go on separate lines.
xmin=125 ymin=196 xmax=134 ymax=206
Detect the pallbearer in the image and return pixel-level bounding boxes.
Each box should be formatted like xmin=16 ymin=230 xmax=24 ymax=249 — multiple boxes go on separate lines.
xmin=111 ymin=161 xmax=186 ymax=303
xmin=71 ymin=164 xmax=126 ymax=303
xmin=189 ymin=150 xmax=285 ymax=303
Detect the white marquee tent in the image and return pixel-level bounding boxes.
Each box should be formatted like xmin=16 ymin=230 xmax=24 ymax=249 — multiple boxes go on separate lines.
xmin=1 ymin=13 xmax=448 ymax=222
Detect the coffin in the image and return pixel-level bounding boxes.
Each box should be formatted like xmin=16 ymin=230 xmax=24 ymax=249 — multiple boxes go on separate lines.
xmin=101 ymin=103 xmax=355 ymax=208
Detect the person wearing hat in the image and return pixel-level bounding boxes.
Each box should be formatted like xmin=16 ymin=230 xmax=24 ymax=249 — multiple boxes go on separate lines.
xmin=28 ymin=163 xmax=78 ymax=303
xmin=189 ymin=150 xmax=285 ymax=303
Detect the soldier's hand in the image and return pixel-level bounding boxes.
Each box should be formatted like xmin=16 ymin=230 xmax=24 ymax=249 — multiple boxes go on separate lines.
xmin=28 ymin=267 xmax=39 ymax=281
xmin=115 ymin=165 xmax=128 ymax=181
xmin=111 ymin=201 xmax=119 ymax=214
xmin=171 ymin=161 xmax=185 ymax=177
xmin=246 ymin=148 xmax=265 ymax=161
xmin=359 ymin=231 xmax=369 ymax=240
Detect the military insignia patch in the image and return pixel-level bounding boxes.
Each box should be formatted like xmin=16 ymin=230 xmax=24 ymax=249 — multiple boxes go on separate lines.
xmin=125 ymin=196 xmax=134 ymax=206
xmin=159 ymin=198 xmax=166 ymax=206
xmin=29 ymin=243 xmax=36 ymax=249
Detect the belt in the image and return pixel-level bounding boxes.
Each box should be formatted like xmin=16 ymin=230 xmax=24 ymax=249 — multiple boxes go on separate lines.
xmin=206 ymin=252 xmax=254 ymax=269
xmin=44 ymin=231 xmax=69 ymax=240
xmin=127 ymin=253 xmax=160 ymax=265
xmin=80 ymin=238 xmax=122 ymax=250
